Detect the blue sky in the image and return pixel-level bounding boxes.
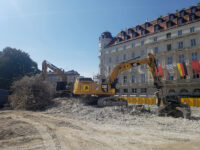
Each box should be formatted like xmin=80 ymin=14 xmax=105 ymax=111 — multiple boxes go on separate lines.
xmin=0 ymin=0 xmax=199 ymax=77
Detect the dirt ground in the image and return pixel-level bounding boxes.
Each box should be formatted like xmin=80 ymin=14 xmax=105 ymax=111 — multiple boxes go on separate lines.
xmin=0 ymin=97 xmax=200 ymax=150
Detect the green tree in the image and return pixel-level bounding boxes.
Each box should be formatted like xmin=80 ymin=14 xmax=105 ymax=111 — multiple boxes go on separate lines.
xmin=0 ymin=47 xmax=40 ymax=90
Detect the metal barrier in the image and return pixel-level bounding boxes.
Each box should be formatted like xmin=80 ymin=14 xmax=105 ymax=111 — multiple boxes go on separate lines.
xmin=121 ymin=96 xmax=200 ymax=107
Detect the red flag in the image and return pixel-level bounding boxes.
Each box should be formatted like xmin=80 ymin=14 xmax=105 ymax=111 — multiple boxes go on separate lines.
xmin=191 ymin=61 xmax=200 ymax=74
xmin=155 ymin=66 xmax=164 ymax=77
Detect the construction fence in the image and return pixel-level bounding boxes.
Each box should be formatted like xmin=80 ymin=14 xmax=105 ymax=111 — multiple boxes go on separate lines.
xmin=121 ymin=96 xmax=200 ymax=107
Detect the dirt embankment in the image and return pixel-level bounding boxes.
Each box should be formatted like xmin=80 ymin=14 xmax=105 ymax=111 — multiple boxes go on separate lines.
xmin=1 ymin=97 xmax=200 ymax=150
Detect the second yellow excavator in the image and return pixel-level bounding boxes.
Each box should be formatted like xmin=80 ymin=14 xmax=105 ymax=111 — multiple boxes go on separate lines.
xmin=73 ymin=53 xmax=191 ymax=119
xmin=42 ymin=60 xmax=73 ymax=96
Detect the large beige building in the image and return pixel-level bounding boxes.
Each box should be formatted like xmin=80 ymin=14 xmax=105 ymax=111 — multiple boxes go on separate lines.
xmin=99 ymin=5 xmax=200 ymax=97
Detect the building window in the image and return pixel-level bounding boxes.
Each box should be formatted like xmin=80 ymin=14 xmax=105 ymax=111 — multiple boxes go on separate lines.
xmin=153 ymin=37 xmax=157 ymax=42
xmin=116 ymin=55 xmax=119 ymax=62
xmin=192 ymin=52 xmax=198 ymax=61
xmin=191 ymin=7 xmax=197 ymax=13
xmin=123 ymin=89 xmax=128 ymax=93
xmin=178 ymin=41 xmax=183 ymax=49
xmin=178 ymin=30 xmax=182 ymax=36
xmin=190 ymin=27 xmax=195 ymax=33
xmin=123 ymin=54 xmax=126 ymax=60
xmin=141 ymin=50 xmax=145 ymax=56
xmin=141 ymin=40 xmax=144 ymax=46
xmin=168 ymin=74 xmax=174 ymax=80
xmin=132 ymin=75 xmax=136 ymax=83
xmin=132 ymin=32 xmax=138 ymax=38
xmin=108 ymin=66 xmax=111 ymax=73
xmin=145 ymin=22 xmax=150 ymax=28
xmin=154 ymin=47 xmax=158 ymax=54
xmin=128 ymin=29 xmax=133 ymax=34
xmin=117 ymin=38 xmax=121 ymax=43
xmin=141 ymin=88 xmax=147 ymax=93
xmin=157 ymin=18 xmax=163 ymax=24
xmin=168 ymin=56 xmax=173 ymax=64
xmin=116 ymin=47 xmax=118 ymax=52
xmin=167 ymin=44 xmax=172 ymax=51
xmin=141 ymin=74 xmax=145 ymax=83
xmin=121 ymin=31 xmax=125 ymax=37
xmin=178 ymin=18 xmax=183 ymax=25
xmin=155 ymin=59 xmax=159 ymax=65
xmin=132 ymin=88 xmax=137 ymax=93
xmin=166 ymin=33 xmax=171 ymax=38
xmin=124 ymin=35 xmax=128 ymax=40
xmin=191 ymin=39 xmax=196 ymax=47
xmin=109 ymin=57 xmax=112 ymax=63
xmin=131 ymin=43 xmax=135 ymax=48
xmin=141 ymin=29 xmax=147 ymax=35
xmin=132 ymin=52 xmax=135 ymax=59
xmin=123 ymin=76 xmax=127 ymax=84
xmin=169 ymin=14 xmax=174 ymax=21
xmin=167 ymin=21 xmax=172 ymax=28
xmin=180 ymin=11 xmax=185 ymax=17
xmin=154 ymin=25 xmax=160 ymax=32
xmin=190 ymin=14 xmax=196 ymax=21
xmin=136 ymin=25 xmax=141 ymax=31
xmin=179 ymin=54 xmax=184 ymax=63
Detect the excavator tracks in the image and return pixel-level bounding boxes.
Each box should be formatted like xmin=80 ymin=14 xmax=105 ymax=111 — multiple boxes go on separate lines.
xmin=97 ymin=97 xmax=128 ymax=107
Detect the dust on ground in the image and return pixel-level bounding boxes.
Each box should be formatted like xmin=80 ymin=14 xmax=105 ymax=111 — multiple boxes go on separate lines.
xmin=1 ymin=97 xmax=200 ymax=150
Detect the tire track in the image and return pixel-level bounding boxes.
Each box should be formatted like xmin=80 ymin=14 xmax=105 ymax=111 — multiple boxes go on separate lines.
xmin=9 ymin=111 xmax=67 ymax=150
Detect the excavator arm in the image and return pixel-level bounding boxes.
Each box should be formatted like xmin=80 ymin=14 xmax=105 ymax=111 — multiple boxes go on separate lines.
xmin=107 ymin=53 xmax=163 ymax=89
xmin=42 ymin=60 xmax=67 ymax=82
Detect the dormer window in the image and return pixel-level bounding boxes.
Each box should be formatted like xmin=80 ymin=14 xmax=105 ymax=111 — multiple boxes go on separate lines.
xmin=157 ymin=18 xmax=163 ymax=24
xmin=141 ymin=29 xmax=147 ymax=35
xmin=145 ymin=22 xmax=150 ymax=28
xmin=191 ymin=7 xmax=197 ymax=13
xmin=124 ymin=35 xmax=129 ymax=40
xmin=169 ymin=14 xmax=175 ymax=21
xmin=166 ymin=21 xmax=174 ymax=28
xmin=136 ymin=25 xmax=141 ymax=31
xmin=121 ymin=31 xmax=125 ymax=37
xmin=178 ymin=18 xmax=184 ymax=25
xmin=154 ymin=24 xmax=160 ymax=32
xmin=116 ymin=37 xmax=121 ymax=43
xmin=128 ymin=28 xmax=133 ymax=34
xmin=132 ymin=32 xmax=138 ymax=38
xmin=180 ymin=10 xmax=185 ymax=17
xmin=190 ymin=14 xmax=196 ymax=21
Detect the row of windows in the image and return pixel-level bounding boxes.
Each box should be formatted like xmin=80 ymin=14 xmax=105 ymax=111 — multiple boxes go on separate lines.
xmin=151 ymin=52 xmax=197 ymax=65
xmin=123 ymin=74 xmax=146 ymax=84
xmin=116 ymin=6 xmax=199 ymax=44
xmin=115 ymin=27 xmax=196 ymax=52
xmin=153 ymin=38 xmax=197 ymax=54
xmin=119 ymin=88 xmax=147 ymax=94
xmin=108 ymin=47 xmax=197 ymax=64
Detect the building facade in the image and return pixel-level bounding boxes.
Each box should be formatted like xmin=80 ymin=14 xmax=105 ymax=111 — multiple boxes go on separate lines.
xmin=46 ymin=70 xmax=80 ymax=88
xmin=99 ymin=5 xmax=200 ymax=97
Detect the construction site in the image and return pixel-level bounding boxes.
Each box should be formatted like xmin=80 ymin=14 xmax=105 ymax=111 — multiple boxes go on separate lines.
xmin=1 ymin=1 xmax=200 ymax=150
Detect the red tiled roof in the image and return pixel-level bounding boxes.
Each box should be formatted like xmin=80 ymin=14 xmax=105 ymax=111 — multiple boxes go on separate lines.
xmin=106 ymin=5 xmax=200 ymax=48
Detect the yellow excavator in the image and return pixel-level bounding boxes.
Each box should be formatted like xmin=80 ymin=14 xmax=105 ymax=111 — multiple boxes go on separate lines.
xmin=42 ymin=60 xmax=73 ymax=96
xmin=73 ymin=53 xmax=191 ymax=118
